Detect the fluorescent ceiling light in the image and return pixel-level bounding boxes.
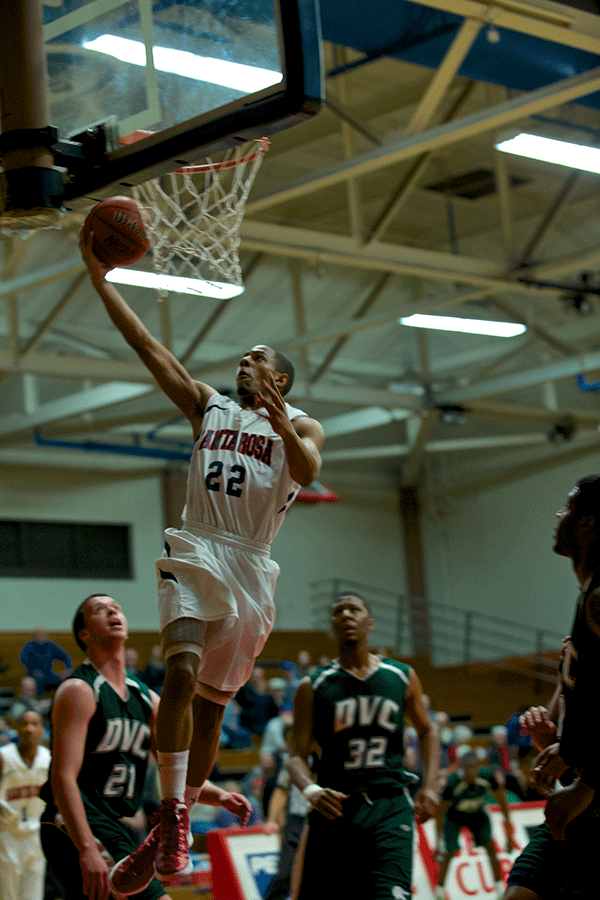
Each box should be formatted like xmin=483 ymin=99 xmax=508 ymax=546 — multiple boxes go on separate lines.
xmin=496 ymin=133 xmax=600 ymax=175
xmin=399 ymin=313 xmax=526 ymax=337
xmin=106 ymin=268 xmax=243 ymax=299
xmin=83 ymin=35 xmax=281 ymax=92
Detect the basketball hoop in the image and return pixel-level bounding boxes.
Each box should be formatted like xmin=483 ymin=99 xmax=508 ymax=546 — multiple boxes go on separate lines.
xmin=130 ymin=138 xmax=269 ymax=299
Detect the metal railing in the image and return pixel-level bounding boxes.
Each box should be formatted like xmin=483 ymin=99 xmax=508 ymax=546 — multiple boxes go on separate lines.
xmin=310 ymin=578 xmax=564 ymax=685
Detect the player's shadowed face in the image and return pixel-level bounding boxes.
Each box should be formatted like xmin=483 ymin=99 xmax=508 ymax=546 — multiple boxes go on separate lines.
xmin=236 ymin=346 xmax=277 ymax=404
xmin=554 ymin=488 xmax=582 ymax=558
xmin=331 ymin=595 xmax=373 ymax=646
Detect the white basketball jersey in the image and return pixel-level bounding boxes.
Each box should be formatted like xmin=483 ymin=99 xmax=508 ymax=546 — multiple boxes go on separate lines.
xmin=0 ymin=743 xmax=50 ymax=834
xmin=182 ymin=394 xmax=307 ymax=544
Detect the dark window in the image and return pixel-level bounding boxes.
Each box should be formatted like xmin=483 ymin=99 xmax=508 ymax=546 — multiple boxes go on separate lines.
xmin=0 ymin=520 xmax=132 ymax=579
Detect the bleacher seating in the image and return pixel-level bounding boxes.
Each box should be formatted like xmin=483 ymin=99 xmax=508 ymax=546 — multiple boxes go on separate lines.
xmin=0 ymin=629 xmax=557 ymax=733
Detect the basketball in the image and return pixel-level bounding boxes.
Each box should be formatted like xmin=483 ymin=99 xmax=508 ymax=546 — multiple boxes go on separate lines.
xmin=83 ymin=196 xmax=149 ymax=267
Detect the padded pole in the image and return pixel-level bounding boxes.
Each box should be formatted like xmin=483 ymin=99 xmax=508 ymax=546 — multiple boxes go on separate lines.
xmin=0 ymin=0 xmax=63 ymax=217
xmin=0 ymin=0 xmax=51 ymax=170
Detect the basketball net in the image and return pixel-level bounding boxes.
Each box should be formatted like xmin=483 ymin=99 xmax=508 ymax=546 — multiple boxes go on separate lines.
xmin=131 ymin=137 xmax=269 ymax=299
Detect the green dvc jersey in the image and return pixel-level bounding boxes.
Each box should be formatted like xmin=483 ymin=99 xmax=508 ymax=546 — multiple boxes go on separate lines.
xmin=310 ymin=657 xmax=417 ymax=794
xmin=45 ymin=660 xmax=153 ymax=820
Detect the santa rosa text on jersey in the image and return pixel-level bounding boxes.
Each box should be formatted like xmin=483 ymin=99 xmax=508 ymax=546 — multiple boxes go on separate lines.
xmin=199 ymin=427 xmax=274 ymax=467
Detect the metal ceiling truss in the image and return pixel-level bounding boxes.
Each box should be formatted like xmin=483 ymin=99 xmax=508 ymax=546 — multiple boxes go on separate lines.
xmin=2 ymin=1 xmax=600 ymax=487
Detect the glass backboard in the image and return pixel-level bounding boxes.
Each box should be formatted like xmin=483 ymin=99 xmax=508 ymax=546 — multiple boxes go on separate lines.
xmin=41 ymin=0 xmax=323 ymax=202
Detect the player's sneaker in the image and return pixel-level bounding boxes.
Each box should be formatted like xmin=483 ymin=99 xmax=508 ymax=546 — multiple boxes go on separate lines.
xmin=109 ymin=823 xmax=159 ymax=896
xmin=154 ymin=798 xmax=194 ymax=880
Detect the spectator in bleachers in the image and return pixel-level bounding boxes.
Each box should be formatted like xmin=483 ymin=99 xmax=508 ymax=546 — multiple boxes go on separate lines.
xmin=0 ymin=718 xmax=17 ymax=747
xmin=505 ymin=706 xmax=533 ymax=759
xmin=436 ymin=712 xmax=455 ymax=772
xmin=296 ymin=650 xmax=311 ymax=680
xmin=260 ymin=711 xmax=294 ymax=773
xmin=124 ymin=647 xmax=142 ymax=678
xmin=19 ymin=628 xmax=72 ymax=699
xmin=236 ymin=666 xmax=269 ymax=734
xmin=220 ymin=699 xmax=253 ymax=750
xmin=247 ymin=677 xmax=286 ymax=737
xmin=280 ymin=661 xmax=301 ymax=705
xmin=7 ymin=678 xmax=50 ymax=728
xmin=139 ymin=645 xmax=166 ymax=695
xmin=444 ymin=724 xmax=473 ymax=774
xmin=488 ymin=725 xmax=527 ymax=799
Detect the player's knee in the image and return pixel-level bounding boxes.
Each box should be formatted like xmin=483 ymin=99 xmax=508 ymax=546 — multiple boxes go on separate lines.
xmin=164 ymin=652 xmax=200 ymax=695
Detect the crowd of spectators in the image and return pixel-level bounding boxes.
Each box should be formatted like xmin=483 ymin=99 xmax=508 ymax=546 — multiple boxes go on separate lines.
xmin=404 ymin=703 xmax=537 ymax=805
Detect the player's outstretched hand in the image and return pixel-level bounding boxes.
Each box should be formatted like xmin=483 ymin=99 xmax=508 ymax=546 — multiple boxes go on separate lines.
xmin=545 ymin=779 xmax=594 ymax=840
xmin=79 ymin=227 xmax=114 ymax=281
xmin=255 ymin=371 xmax=290 ymax=436
xmin=306 ymin=787 xmax=349 ymax=820
xmin=520 ymin=706 xmax=556 ymax=751
xmin=529 ymin=742 xmax=567 ymax=796
xmin=414 ymin=787 xmax=439 ymax=823
xmin=221 ymin=790 xmax=253 ymax=826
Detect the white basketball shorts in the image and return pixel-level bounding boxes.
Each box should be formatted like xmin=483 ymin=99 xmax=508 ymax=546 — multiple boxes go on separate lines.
xmin=156 ymin=522 xmax=279 ymax=694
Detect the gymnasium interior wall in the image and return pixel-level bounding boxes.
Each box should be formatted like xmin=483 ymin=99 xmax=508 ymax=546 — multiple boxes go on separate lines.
xmin=0 ymin=464 xmax=406 ymax=633
xmin=421 ymin=458 xmax=589 ymax=639
xmin=0 ymin=456 xmax=592 ymax=641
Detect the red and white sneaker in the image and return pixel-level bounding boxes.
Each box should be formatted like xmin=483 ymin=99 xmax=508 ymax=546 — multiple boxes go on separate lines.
xmin=110 ymin=824 xmax=160 ymax=896
xmin=154 ymin=798 xmax=194 ymax=880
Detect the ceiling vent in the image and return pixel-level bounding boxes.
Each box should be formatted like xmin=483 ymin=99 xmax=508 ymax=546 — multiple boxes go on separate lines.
xmin=426 ymin=168 xmax=528 ymax=200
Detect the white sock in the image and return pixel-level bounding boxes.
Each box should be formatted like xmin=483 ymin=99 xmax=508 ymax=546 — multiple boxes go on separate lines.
xmin=184 ymin=783 xmax=203 ymax=813
xmin=157 ymin=750 xmax=189 ymax=802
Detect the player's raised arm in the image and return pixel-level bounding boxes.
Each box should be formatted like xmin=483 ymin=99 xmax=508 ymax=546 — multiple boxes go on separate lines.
xmin=80 ymin=228 xmax=214 ymax=427
xmin=405 ymin=667 xmax=440 ymax=822
xmin=255 ymin=369 xmax=324 ymax=486
xmin=288 ymin=416 xmax=324 ymax=486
